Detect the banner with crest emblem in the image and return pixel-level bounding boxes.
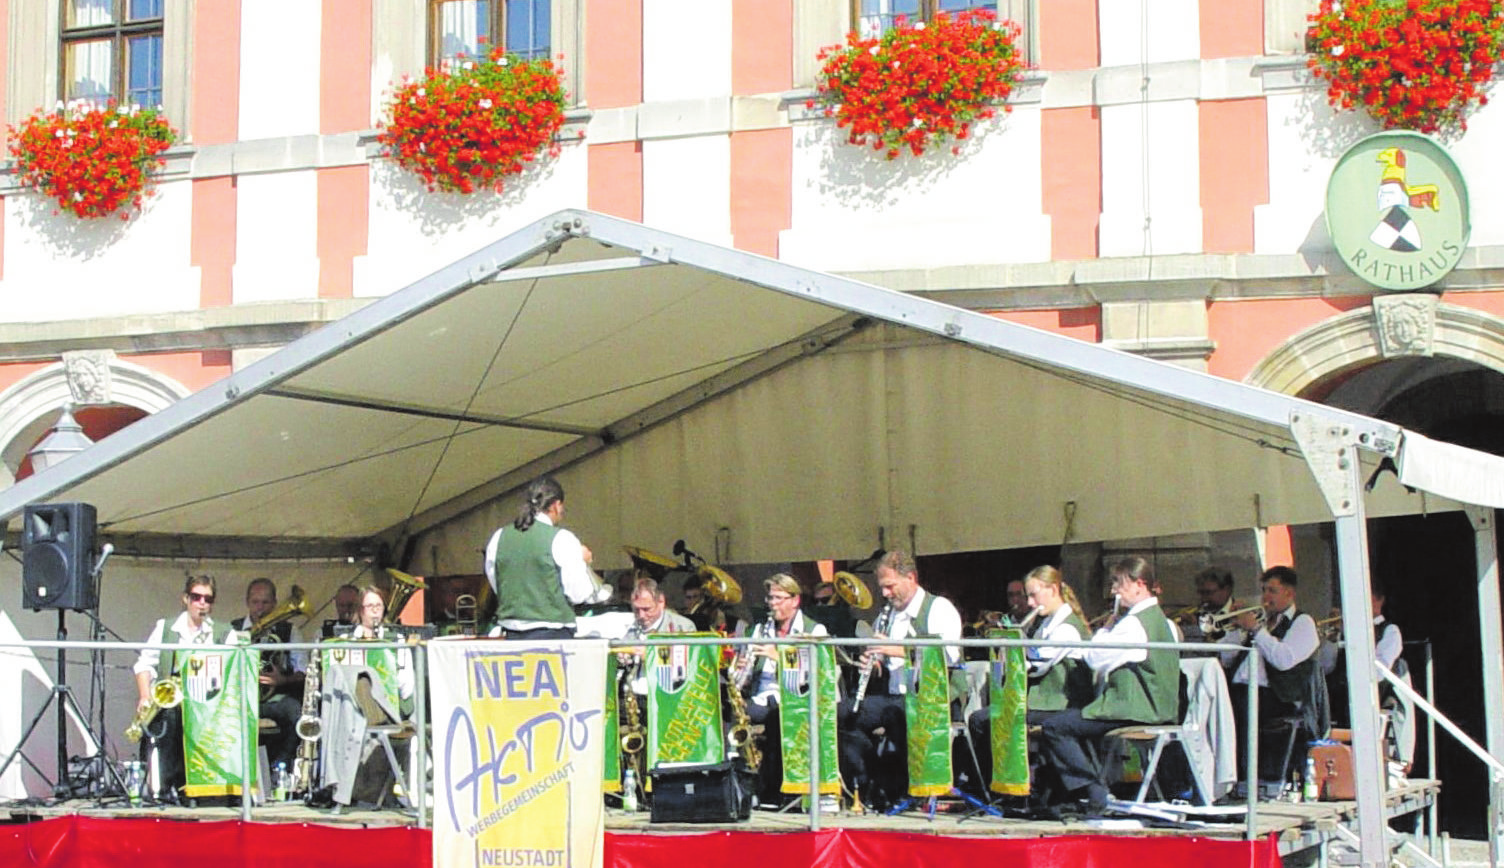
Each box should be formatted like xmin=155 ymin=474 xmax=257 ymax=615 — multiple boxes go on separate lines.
xmin=776 ymin=644 xmax=839 ymax=795
xmin=429 ymin=639 xmax=607 ymax=868
xmin=179 ymin=646 xmax=259 ymax=798
xmin=645 ymin=635 xmax=724 ymax=768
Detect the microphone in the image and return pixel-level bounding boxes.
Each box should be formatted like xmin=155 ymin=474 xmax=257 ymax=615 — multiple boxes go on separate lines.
xmin=92 ymin=543 xmax=115 ymax=578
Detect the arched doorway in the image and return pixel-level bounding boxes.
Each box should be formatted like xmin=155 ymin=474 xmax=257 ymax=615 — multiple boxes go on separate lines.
xmin=1249 ymin=296 xmax=1504 ymax=839
xmin=0 ymin=358 xmax=191 ymax=488
xmin=1311 ymin=355 xmax=1504 ymax=838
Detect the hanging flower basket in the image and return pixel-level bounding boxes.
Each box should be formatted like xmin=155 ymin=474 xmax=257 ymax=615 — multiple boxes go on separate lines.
xmin=379 ymin=48 xmax=570 ymax=195
xmin=7 ymin=101 xmax=177 ymax=220
xmin=1306 ymin=0 xmax=1504 ymax=134
xmin=811 ymin=9 xmax=1028 ymax=159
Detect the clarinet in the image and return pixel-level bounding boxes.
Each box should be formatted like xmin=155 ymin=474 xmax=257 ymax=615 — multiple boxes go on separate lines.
xmin=851 ymin=603 xmax=895 ymax=712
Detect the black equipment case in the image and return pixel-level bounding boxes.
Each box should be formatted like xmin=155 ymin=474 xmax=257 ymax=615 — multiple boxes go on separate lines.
xmin=648 ymin=761 xmax=756 ymax=823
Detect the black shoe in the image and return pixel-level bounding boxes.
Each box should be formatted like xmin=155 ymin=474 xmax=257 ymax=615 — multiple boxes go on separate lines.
xmin=1085 ymin=783 xmax=1110 ymax=816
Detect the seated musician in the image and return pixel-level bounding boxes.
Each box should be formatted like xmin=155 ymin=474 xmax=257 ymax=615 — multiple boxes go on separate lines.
xmin=132 ymin=575 xmax=238 ymax=803
xmin=837 ymin=549 xmax=961 ymax=811
xmin=736 ymin=574 xmax=829 ymax=805
xmin=231 ymin=577 xmax=306 ymax=773
xmin=1178 ymin=567 xmax=1236 ymax=647
xmin=1036 ymin=557 xmax=1179 ymax=816
xmin=965 ymin=566 xmax=1093 ymax=792
xmin=1327 ymin=585 xmax=1411 ymax=770
xmin=1218 ymin=565 xmax=1320 ymax=783
xmin=318 ymin=586 xmax=415 ymax=807
xmin=323 ymin=583 xmax=361 ymax=638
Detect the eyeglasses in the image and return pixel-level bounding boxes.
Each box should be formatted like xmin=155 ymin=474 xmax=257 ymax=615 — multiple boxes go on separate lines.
xmin=362 ymin=603 xmax=384 ymax=610
xmin=187 ymin=592 xmax=215 ymax=604
xmin=766 ymin=594 xmax=793 ymax=603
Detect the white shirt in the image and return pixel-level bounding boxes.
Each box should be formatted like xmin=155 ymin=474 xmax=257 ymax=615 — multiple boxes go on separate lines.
xmin=1083 ymin=596 xmax=1159 ymax=678
xmin=133 ymin=612 xmax=240 ymax=679
xmin=1220 ymin=604 xmax=1319 ymax=687
xmin=1027 ymin=606 xmax=1084 ymax=677
xmin=484 ymin=513 xmax=611 ymax=630
xmin=1375 ymin=616 xmax=1403 ymax=671
xmin=746 ymin=615 xmax=829 ymax=707
xmin=882 ymin=588 xmax=963 ymax=694
xmin=233 ymin=615 xmax=307 ymax=672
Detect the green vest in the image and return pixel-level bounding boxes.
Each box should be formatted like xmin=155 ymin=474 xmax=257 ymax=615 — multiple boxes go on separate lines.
xmin=1027 ymin=610 xmax=1093 ymax=712
xmin=1083 ymin=603 xmax=1179 ymax=724
xmin=493 ymin=521 xmax=576 ymax=625
xmin=161 ymin=615 xmax=232 ymax=677
xmin=1265 ymin=610 xmax=1315 ymax=706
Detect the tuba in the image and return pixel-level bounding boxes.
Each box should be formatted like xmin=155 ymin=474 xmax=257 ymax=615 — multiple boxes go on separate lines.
xmin=384 ymin=568 xmax=429 ymax=624
xmin=832 ymin=571 xmax=874 ymax=609
xmin=252 ymin=585 xmax=312 ymax=701
xmin=125 ymin=676 xmax=182 ymax=743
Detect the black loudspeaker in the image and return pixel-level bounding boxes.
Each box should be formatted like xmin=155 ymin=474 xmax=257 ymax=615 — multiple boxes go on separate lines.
xmin=21 ymin=502 xmax=98 ymax=611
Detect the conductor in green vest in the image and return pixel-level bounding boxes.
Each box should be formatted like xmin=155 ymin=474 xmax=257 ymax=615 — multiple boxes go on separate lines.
xmin=485 ymin=476 xmax=612 ymax=640
xmin=1036 ymin=556 xmax=1179 ymax=816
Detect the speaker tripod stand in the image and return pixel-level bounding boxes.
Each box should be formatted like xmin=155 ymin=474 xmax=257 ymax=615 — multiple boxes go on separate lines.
xmin=0 ymin=608 xmax=124 ymax=801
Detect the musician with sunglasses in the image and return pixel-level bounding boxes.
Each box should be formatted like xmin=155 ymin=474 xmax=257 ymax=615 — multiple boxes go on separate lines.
xmin=132 ymin=576 xmax=239 ymax=802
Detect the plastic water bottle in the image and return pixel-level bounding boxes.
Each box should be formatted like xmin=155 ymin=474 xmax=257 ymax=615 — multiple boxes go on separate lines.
xmin=273 ymin=762 xmax=288 ymax=801
xmin=622 ymin=768 xmax=638 ymax=812
xmin=1303 ymin=756 xmax=1319 ymax=801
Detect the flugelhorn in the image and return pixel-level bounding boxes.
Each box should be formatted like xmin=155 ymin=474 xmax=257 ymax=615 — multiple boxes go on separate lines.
xmin=125 ymin=676 xmax=182 ymax=743
xmin=1316 ymin=614 xmax=1343 ymax=642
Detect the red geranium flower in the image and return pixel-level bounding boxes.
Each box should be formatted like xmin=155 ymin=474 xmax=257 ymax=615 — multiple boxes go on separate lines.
xmin=379 ymin=48 xmax=570 ymax=195
xmin=7 ymin=101 xmax=177 ymax=220
xmin=811 ymin=10 xmax=1028 ymax=159
xmin=1307 ymin=0 xmax=1504 ymax=134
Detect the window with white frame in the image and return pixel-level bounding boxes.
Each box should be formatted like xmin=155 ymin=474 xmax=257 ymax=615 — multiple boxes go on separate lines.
xmin=60 ymin=0 xmax=163 ymax=107
xmin=1265 ymin=0 xmax=1318 ymax=54
xmin=429 ymin=0 xmax=551 ymax=68
xmin=852 ymin=0 xmax=1034 ymax=62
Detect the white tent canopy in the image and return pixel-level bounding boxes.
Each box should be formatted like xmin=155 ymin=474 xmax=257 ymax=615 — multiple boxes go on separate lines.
xmin=0 ymin=211 xmax=1500 ymax=865
xmin=0 ymin=210 xmax=1492 ymax=567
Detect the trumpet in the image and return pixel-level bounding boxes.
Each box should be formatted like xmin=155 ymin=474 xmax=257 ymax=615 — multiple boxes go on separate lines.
xmin=125 ymin=676 xmax=183 ymax=743
xmin=1316 ymin=614 xmax=1343 ymax=642
xmin=1205 ymin=604 xmax=1267 ymax=631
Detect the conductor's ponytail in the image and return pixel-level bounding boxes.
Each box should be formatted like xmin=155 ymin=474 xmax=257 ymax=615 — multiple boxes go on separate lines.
xmin=514 ymin=476 xmax=565 ymax=531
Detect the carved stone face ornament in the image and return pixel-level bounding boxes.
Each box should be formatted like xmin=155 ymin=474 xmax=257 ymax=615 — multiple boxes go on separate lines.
xmin=62 ymin=349 xmax=115 ymax=405
xmin=1372 ymin=294 xmax=1437 ymax=358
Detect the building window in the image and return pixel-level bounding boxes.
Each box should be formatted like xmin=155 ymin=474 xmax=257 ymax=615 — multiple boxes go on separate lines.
xmin=429 ymin=0 xmax=551 ymax=68
xmin=852 ymin=0 xmax=1033 ymax=61
xmin=60 ymin=0 xmax=163 ymax=107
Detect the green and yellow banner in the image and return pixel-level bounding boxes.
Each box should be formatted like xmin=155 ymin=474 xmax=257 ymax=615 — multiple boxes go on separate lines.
xmin=904 ymin=646 xmax=952 ymax=797
xmin=602 ymin=652 xmax=620 ymax=793
xmin=645 ymin=636 xmax=724 ymax=768
xmin=179 ymin=647 xmax=259 ymax=798
xmin=776 ymin=645 xmax=839 ymax=795
xmin=986 ymin=628 xmax=1030 ymax=796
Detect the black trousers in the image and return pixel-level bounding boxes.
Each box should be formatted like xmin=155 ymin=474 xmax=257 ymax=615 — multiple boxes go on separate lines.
xmin=139 ymin=705 xmax=185 ymax=801
xmin=837 ymin=693 xmax=907 ymax=806
xmin=261 ymin=693 xmax=303 ymax=767
xmin=504 ymin=626 xmax=576 ymax=640
xmin=747 ymin=698 xmax=783 ymax=802
xmin=1035 ymin=707 xmax=1129 ymax=796
xmin=1227 ymin=683 xmax=1301 ymax=781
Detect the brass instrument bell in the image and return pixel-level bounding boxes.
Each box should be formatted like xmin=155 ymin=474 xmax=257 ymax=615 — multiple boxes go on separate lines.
xmin=383 ymin=568 xmax=428 ymax=624
xmin=832 ymin=570 xmax=874 ymax=609
xmin=623 ymin=545 xmax=679 ymax=580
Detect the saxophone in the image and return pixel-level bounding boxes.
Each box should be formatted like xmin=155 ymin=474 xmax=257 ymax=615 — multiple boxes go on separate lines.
xmin=291 ymin=646 xmax=322 ymax=798
xmin=851 ymin=603 xmax=895 ymax=712
xmin=619 ymin=660 xmax=646 ymax=756
xmin=730 ymin=612 xmax=774 ymax=692
xmin=725 ymin=659 xmax=762 ymax=771
xmin=125 ymin=676 xmax=182 ymax=743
